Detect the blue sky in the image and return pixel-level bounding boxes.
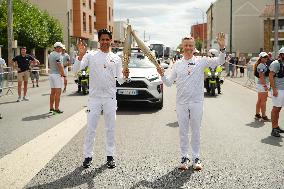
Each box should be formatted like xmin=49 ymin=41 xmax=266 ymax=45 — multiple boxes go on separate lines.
xmin=114 ymin=0 xmax=217 ymax=48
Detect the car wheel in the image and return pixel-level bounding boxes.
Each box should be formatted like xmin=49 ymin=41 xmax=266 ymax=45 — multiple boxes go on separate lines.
xmin=155 ymin=94 xmax=163 ymax=109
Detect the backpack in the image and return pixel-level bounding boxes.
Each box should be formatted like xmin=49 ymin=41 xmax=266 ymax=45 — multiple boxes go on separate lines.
xmin=254 ymin=63 xmax=269 ymax=78
xmin=275 ymin=61 xmax=284 ymax=78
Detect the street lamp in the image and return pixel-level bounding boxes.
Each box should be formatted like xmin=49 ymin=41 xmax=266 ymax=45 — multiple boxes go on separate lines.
xmin=194 ymin=8 xmax=205 ymax=53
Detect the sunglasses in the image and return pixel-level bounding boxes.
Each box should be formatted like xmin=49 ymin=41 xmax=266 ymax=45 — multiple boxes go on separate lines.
xmin=261 ymin=56 xmax=268 ymax=58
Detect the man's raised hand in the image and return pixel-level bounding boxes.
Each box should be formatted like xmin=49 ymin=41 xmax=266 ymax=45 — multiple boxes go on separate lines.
xmin=217 ymin=32 xmax=225 ymax=49
xmin=77 ymin=40 xmax=87 ymax=60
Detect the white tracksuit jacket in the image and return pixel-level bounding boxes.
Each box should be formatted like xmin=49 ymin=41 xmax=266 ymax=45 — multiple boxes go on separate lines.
xmin=162 ymin=52 xmax=225 ymax=160
xmin=73 ymin=50 xmax=125 ymax=158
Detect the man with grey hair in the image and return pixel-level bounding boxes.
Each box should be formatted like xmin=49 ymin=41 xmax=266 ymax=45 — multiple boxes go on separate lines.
xmin=157 ymin=33 xmax=226 ymax=171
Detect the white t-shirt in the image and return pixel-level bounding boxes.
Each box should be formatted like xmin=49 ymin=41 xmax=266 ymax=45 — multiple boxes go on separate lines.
xmin=0 ymin=58 xmax=6 ymax=74
xmin=74 ymin=50 xmax=125 ymax=98
xmin=162 ymin=53 xmax=225 ymax=104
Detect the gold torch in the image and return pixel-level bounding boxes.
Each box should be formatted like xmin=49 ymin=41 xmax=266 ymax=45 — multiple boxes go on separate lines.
xmin=122 ymin=25 xmax=132 ymax=82
xmin=131 ymin=29 xmax=160 ymax=68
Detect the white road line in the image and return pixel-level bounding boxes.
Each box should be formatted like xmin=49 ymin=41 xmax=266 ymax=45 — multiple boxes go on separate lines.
xmin=0 ymin=109 xmax=87 ymax=189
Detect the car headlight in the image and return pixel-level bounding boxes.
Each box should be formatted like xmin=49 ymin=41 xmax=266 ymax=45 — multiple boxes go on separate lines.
xmin=207 ymin=72 xmax=212 ymax=76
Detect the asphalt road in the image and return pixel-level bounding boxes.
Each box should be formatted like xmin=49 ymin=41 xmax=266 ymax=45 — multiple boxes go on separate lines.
xmin=0 ymin=76 xmax=89 ymax=158
xmin=7 ymin=78 xmax=282 ymax=189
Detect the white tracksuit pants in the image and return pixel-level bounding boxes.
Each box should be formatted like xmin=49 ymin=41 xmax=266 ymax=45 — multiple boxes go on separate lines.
xmin=84 ymin=97 xmax=117 ymax=158
xmin=176 ymin=101 xmax=203 ymax=161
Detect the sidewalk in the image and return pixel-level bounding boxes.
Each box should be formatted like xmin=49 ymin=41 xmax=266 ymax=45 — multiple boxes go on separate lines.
xmin=223 ymin=69 xmax=256 ymax=92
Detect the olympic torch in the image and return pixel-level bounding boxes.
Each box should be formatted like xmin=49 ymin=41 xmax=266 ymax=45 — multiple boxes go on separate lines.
xmin=131 ymin=30 xmax=160 ymax=68
xmin=122 ymin=25 xmax=132 ymax=81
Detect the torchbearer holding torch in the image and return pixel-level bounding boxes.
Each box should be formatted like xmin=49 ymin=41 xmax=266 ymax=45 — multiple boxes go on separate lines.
xmin=73 ymin=29 xmax=129 ymax=169
xmin=156 ymin=33 xmax=226 ymax=170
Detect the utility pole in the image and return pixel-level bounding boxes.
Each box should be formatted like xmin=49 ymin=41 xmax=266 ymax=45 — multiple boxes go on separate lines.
xmin=274 ymin=0 xmax=279 ymax=58
xmin=230 ymin=0 xmax=233 ymax=53
xmin=143 ymin=31 xmax=146 ymax=42
xmin=7 ymin=0 xmax=13 ymax=66
xmin=67 ymin=11 xmax=70 ymax=54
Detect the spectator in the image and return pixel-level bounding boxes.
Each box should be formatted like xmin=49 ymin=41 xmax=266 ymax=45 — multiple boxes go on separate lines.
xmin=12 ymin=47 xmax=34 ymax=102
xmin=30 ymin=55 xmax=40 ymax=88
xmin=49 ymin=42 xmax=65 ymax=114
xmin=239 ymin=54 xmax=246 ymax=77
xmin=269 ymin=47 xmax=284 ymax=137
xmin=61 ymin=45 xmax=70 ymax=93
xmin=0 ymin=57 xmax=6 ymax=94
xmin=254 ymin=52 xmax=270 ymax=121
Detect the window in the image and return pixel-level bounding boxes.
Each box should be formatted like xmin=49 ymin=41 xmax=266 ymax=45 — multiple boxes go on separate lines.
xmin=82 ymin=0 xmax=86 ymax=6
xmin=89 ymin=15 xmax=92 ymax=34
xmin=89 ymin=0 xmax=91 ymax=9
xmin=109 ymin=25 xmax=111 ymax=31
xmin=83 ymin=12 xmax=86 ymax=32
xmin=272 ymin=19 xmax=284 ymax=30
xmin=94 ymin=22 xmax=96 ymax=30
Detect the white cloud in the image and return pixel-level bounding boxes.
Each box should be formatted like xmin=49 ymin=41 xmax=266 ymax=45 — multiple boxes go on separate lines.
xmin=114 ymin=0 xmax=217 ymax=48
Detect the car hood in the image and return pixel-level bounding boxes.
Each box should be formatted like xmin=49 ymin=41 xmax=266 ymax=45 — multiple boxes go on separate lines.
xmin=128 ymin=68 xmax=159 ymax=79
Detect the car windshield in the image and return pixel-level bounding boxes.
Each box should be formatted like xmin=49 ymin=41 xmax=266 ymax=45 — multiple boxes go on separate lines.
xmin=128 ymin=54 xmax=155 ymax=68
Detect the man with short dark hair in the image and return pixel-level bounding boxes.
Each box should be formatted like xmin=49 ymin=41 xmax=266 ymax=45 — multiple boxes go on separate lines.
xmin=12 ymin=47 xmax=34 ymax=102
xmin=74 ymin=29 xmax=129 ymax=169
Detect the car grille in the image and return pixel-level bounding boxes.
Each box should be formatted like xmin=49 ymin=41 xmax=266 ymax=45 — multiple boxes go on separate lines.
xmin=116 ymin=80 xmax=148 ymax=88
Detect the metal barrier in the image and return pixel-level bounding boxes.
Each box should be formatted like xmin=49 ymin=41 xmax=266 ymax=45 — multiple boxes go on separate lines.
xmin=245 ymin=64 xmax=256 ymax=87
xmin=0 ymin=67 xmax=16 ymax=96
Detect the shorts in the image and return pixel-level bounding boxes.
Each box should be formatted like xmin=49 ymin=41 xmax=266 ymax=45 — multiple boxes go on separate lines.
xmin=30 ymin=71 xmax=39 ymax=80
xmin=272 ymin=90 xmax=284 ymax=107
xmin=18 ymin=71 xmax=29 ymax=82
xmin=256 ymin=84 xmax=270 ymax=93
xmin=64 ymin=67 xmax=68 ymax=76
xmin=49 ymin=74 xmax=63 ymax=89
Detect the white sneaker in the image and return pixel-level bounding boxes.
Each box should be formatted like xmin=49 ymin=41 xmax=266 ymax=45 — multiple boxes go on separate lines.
xmin=22 ymin=96 xmax=29 ymax=101
xmin=16 ymin=96 xmax=21 ymax=102
xmin=179 ymin=157 xmax=190 ymax=170
xmin=193 ymin=158 xmax=203 ymax=171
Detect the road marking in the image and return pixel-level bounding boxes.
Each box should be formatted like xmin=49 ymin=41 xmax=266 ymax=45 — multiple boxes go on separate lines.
xmin=0 ymin=108 xmax=87 ymax=189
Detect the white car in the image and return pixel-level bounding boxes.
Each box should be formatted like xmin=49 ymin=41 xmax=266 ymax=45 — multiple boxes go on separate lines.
xmin=116 ymin=53 xmax=166 ymax=109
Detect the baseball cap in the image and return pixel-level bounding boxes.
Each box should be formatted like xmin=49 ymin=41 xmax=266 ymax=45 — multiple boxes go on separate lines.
xmin=259 ymin=52 xmax=268 ymax=58
xmin=54 ymin=42 xmax=63 ymax=48
xmin=279 ymin=47 xmax=284 ymax=54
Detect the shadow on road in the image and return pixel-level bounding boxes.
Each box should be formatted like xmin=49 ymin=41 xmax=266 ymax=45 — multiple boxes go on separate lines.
xmin=245 ymin=120 xmax=265 ymax=128
xmin=25 ymin=165 xmax=107 ymax=189
xmin=117 ymin=102 xmax=160 ymax=115
xmin=130 ymin=167 xmax=194 ymax=189
xmin=41 ymin=93 xmax=50 ymax=96
xmin=0 ymin=100 xmax=19 ymax=105
xmin=166 ymin=121 xmax=179 ymax=128
xmin=261 ymin=136 xmax=283 ymax=147
xmin=22 ymin=113 xmax=52 ymax=121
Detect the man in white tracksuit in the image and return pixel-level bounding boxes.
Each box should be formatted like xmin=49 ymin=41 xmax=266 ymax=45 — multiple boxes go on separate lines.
xmin=74 ymin=29 xmax=129 ymax=169
xmin=157 ymin=33 xmax=226 ymax=170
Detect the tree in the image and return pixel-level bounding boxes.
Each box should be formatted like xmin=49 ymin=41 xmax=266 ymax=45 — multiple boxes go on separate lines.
xmin=0 ymin=0 xmax=63 ymax=49
xmin=195 ymin=39 xmax=203 ymax=52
